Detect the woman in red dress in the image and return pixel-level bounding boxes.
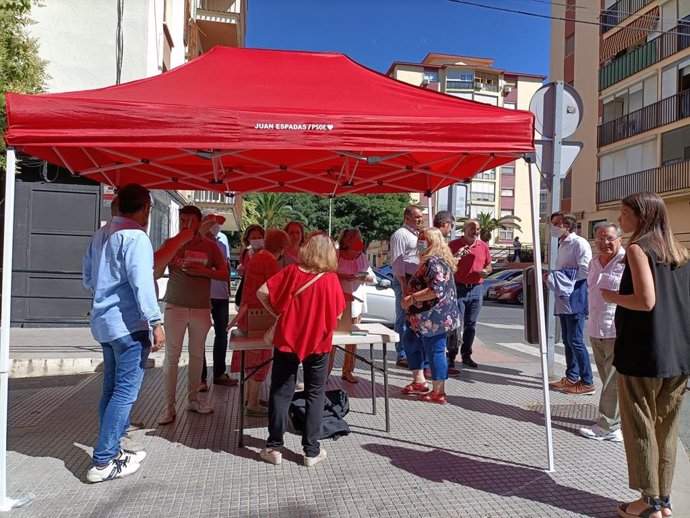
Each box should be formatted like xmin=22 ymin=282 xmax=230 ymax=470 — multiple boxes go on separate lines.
xmin=231 ymin=228 xmax=290 ymax=415
xmin=256 ymin=232 xmax=345 ymax=467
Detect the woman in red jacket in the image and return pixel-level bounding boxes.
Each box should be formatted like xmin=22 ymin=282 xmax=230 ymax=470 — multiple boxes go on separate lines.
xmin=257 ymin=232 xmax=345 ymax=468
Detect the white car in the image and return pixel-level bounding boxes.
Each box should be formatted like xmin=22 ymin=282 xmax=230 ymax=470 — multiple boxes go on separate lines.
xmin=360 ymin=267 xmax=396 ymax=326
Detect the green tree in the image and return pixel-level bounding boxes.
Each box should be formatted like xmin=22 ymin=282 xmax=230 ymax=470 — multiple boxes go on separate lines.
xmin=0 ymin=0 xmax=47 ymax=168
xmin=242 ymin=192 xmax=306 ymax=228
xmin=465 ymin=212 xmax=522 ymax=243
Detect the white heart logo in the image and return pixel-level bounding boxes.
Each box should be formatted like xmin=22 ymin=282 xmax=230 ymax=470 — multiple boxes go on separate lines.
xmin=326 ymin=124 xmax=334 ymax=131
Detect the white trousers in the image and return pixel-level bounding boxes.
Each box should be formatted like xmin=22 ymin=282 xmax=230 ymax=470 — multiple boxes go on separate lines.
xmin=163 ymin=304 xmax=212 ymax=407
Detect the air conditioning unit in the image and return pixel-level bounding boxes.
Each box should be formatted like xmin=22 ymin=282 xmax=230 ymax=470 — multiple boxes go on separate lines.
xmin=474 ymin=82 xmax=485 ymax=90
xmin=421 ymin=79 xmax=429 ymax=87
xmin=503 ymin=85 xmax=513 ymax=95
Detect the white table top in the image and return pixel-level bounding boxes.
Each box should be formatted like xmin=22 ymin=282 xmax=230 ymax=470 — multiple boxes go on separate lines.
xmin=228 ymin=323 xmax=398 ymax=351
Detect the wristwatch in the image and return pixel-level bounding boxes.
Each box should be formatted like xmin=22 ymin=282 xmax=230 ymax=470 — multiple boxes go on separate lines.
xmin=150 ymin=320 xmax=163 ymax=329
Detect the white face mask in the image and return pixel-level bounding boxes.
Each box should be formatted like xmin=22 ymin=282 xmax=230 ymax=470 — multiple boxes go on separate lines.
xmin=210 ymin=224 xmax=221 ymax=236
xmin=549 ymin=226 xmax=565 ymax=239
xmin=250 ymin=238 xmax=264 ymax=250
xmin=417 ymin=240 xmax=428 ymax=252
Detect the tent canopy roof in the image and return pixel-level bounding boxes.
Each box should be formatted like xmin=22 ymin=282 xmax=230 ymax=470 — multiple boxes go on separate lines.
xmin=5 ymin=46 xmax=535 ymax=195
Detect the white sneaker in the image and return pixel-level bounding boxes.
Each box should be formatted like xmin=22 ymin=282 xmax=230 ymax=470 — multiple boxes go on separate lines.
xmin=304 ymin=448 xmax=327 ymax=467
xmin=158 ymin=406 xmax=176 ymax=425
xmin=186 ymin=400 xmax=214 ymax=414
xmin=86 ymin=458 xmax=140 ymax=483
xmin=119 ymin=449 xmax=147 ymax=464
xmin=579 ymin=424 xmax=623 ymax=442
xmin=260 ymin=447 xmax=282 ymax=465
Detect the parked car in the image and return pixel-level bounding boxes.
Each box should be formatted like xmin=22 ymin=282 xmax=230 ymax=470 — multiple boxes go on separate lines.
xmin=482 ymin=269 xmax=523 ymax=297
xmin=486 ymin=274 xmax=524 ymax=304
xmin=360 ymin=266 xmax=396 ymax=326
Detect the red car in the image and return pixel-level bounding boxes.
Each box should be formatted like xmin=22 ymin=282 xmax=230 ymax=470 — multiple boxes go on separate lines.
xmin=487 ymin=274 xmax=524 ymax=304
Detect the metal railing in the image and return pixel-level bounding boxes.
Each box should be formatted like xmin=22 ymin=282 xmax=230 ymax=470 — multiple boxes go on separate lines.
xmin=190 ymin=190 xmax=236 ymax=204
xmin=196 ymin=0 xmax=240 ymax=14
xmin=598 ymin=89 xmax=690 ymax=147
xmin=597 ymin=159 xmax=690 ymax=204
xmin=600 ymin=23 xmax=690 ymax=90
xmin=600 ymin=0 xmax=653 ymax=34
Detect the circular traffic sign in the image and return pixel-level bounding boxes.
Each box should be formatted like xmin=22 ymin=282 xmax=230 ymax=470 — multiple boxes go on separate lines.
xmin=529 ymin=82 xmax=583 ymax=139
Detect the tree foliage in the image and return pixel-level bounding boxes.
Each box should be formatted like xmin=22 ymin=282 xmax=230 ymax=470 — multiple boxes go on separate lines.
xmin=239 ymin=192 xmax=411 ymax=245
xmin=463 ymin=211 xmax=522 ymax=243
xmin=0 ymin=0 xmax=47 ymax=168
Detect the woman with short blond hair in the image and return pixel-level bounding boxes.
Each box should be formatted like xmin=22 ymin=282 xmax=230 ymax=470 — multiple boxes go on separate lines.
xmin=256 ymin=232 xmax=345 ymax=467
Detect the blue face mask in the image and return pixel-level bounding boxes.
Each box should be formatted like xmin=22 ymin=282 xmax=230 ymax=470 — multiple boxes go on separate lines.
xmin=417 ymin=240 xmax=428 ymax=252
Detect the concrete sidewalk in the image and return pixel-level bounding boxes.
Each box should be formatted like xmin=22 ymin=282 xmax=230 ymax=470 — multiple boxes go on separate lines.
xmin=4 ymin=328 xmax=690 ymax=517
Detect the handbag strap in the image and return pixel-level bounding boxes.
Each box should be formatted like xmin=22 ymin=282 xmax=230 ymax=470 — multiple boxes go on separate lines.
xmin=293 ymin=272 xmax=324 ymax=297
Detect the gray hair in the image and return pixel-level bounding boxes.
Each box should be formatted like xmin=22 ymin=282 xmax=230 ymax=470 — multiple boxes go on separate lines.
xmin=593 ymin=221 xmax=622 ymax=237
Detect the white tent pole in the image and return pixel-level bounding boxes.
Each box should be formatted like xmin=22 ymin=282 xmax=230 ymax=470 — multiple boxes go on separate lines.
xmin=528 ymin=162 xmax=555 ymax=473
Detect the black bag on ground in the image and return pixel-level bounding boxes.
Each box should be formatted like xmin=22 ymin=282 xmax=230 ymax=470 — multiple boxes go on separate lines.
xmin=289 ymin=389 xmax=350 ymax=440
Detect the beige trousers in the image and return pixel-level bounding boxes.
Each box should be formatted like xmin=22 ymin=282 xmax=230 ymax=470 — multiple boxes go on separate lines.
xmin=589 ymin=337 xmax=620 ymax=431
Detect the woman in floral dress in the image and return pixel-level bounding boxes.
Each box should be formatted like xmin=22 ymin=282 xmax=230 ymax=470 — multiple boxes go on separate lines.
xmin=401 ymin=227 xmax=460 ymax=404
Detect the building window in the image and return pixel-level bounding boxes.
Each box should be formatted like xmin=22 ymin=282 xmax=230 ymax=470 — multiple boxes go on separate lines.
xmin=475 ymin=73 xmax=500 ymax=92
xmin=423 ymin=69 xmax=439 ymax=83
xmin=499 ymin=229 xmax=514 ymax=241
xmin=540 ymin=191 xmax=548 ymax=217
xmin=470 ymin=181 xmax=496 ymax=202
xmin=662 ymin=126 xmax=690 ymax=165
xmin=446 ymin=70 xmax=474 ymax=90
xmin=501 ymin=163 xmax=516 ymax=175
xmin=503 ymin=102 xmax=516 ymax=110
xmin=500 ymin=209 xmax=514 ymax=218
xmin=470 ymin=205 xmax=494 ymax=219
xmin=501 ymin=188 xmax=514 ymax=197
xmin=475 ymin=169 xmax=496 ymax=180
xmin=588 ymin=219 xmax=607 ymax=239
xmin=565 ymin=35 xmax=575 ymax=57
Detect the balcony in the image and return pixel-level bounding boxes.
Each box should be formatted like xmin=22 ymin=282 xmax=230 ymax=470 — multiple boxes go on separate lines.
xmin=600 ymin=23 xmax=690 ymax=90
xmin=598 ymin=89 xmax=690 ymax=147
xmin=596 ymin=160 xmax=690 ymax=204
xmin=600 ymin=0 xmax=654 ymax=34
xmin=188 ymin=190 xmax=242 ymax=231
xmin=194 ymin=0 xmax=245 ymax=49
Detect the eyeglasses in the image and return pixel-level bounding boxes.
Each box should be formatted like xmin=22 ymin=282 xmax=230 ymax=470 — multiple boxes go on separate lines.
xmin=595 ymin=237 xmax=620 ymax=244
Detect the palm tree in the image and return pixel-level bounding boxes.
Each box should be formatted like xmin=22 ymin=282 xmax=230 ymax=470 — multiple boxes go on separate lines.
xmin=242 ymin=192 xmax=305 ymax=229
xmin=463 ymin=212 xmax=522 ymax=243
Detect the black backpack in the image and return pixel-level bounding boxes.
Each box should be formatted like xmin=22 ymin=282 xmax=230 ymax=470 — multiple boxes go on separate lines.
xmin=289 ymin=389 xmax=351 ymax=440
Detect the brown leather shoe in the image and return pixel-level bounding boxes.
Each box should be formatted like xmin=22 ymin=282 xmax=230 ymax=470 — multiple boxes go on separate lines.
xmin=562 ymin=381 xmax=596 ymax=395
xmin=548 ymin=376 xmax=576 ymax=389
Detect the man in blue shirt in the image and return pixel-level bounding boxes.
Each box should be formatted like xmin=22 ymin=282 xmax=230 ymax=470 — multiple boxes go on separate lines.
xmin=82 ymin=183 xmax=165 ymax=483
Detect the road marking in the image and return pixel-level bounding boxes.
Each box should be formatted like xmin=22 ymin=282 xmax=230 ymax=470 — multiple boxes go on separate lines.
xmin=495 ymin=342 xmax=598 ymax=373
xmin=478 ymin=322 xmax=524 ymax=330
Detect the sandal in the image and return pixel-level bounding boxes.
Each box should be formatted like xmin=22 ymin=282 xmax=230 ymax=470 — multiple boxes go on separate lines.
xmin=341 ymin=373 xmax=359 ymax=384
xmin=401 ymin=382 xmax=430 ymax=395
xmin=617 ymin=495 xmax=662 ymax=518
xmin=419 ymin=391 xmax=447 ymax=405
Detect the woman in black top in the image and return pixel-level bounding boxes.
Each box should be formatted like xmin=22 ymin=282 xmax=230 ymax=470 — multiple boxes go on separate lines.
xmin=602 ymin=191 xmax=689 ymax=518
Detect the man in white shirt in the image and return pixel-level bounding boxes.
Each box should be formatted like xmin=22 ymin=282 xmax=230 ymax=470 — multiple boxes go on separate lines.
xmin=580 ymin=222 xmax=625 ymax=442
xmin=546 ymin=211 xmax=594 ymax=395
xmin=389 ymin=205 xmax=423 ymax=367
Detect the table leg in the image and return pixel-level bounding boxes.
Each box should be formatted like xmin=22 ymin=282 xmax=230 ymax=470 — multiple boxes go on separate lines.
xmin=370 ymin=343 xmax=376 ymax=415
xmin=238 ymin=350 xmax=245 ymax=448
xmin=383 ymin=342 xmax=390 ymax=433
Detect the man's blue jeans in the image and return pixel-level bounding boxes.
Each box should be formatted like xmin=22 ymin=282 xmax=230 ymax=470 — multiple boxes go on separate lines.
xmin=455 ymin=283 xmax=484 ymax=360
xmin=93 ymin=330 xmax=151 ymax=466
xmin=403 ymin=328 xmax=448 ymax=381
xmin=559 ymin=314 xmax=593 ymax=385
xmin=392 ymin=277 xmax=407 ymax=360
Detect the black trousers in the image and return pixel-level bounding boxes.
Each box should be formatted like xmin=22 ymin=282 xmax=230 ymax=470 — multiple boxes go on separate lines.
xmin=202 ymin=298 xmax=230 ymax=381
xmin=266 ymin=348 xmax=329 ymax=457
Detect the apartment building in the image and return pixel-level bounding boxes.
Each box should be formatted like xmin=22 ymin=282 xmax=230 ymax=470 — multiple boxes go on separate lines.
xmin=387 ymin=54 xmax=545 ymax=246
xmin=551 ymin=0 xmax=690 ymax=243
xmin=8 ymin=0 xmax=246 ymax=325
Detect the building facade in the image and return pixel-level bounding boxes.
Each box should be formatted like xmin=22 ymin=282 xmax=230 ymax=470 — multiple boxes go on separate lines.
xmin=387 ymin=54 xmax=545 ymax=247
xmin=7 ymin=0 xmax=246 ymax=325
xmin=551 ymin=0 xmax=690 ymax=244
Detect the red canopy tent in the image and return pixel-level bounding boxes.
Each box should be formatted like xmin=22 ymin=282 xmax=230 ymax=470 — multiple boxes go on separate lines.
xmin=1 ymin=48 xmax=549 ymax=510
xmin=5 ymin=46 xmax=534 ymax=196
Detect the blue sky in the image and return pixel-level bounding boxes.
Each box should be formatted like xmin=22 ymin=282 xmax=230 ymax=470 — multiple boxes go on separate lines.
xmin=246 ymin=0 xmax=551 ymax=77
